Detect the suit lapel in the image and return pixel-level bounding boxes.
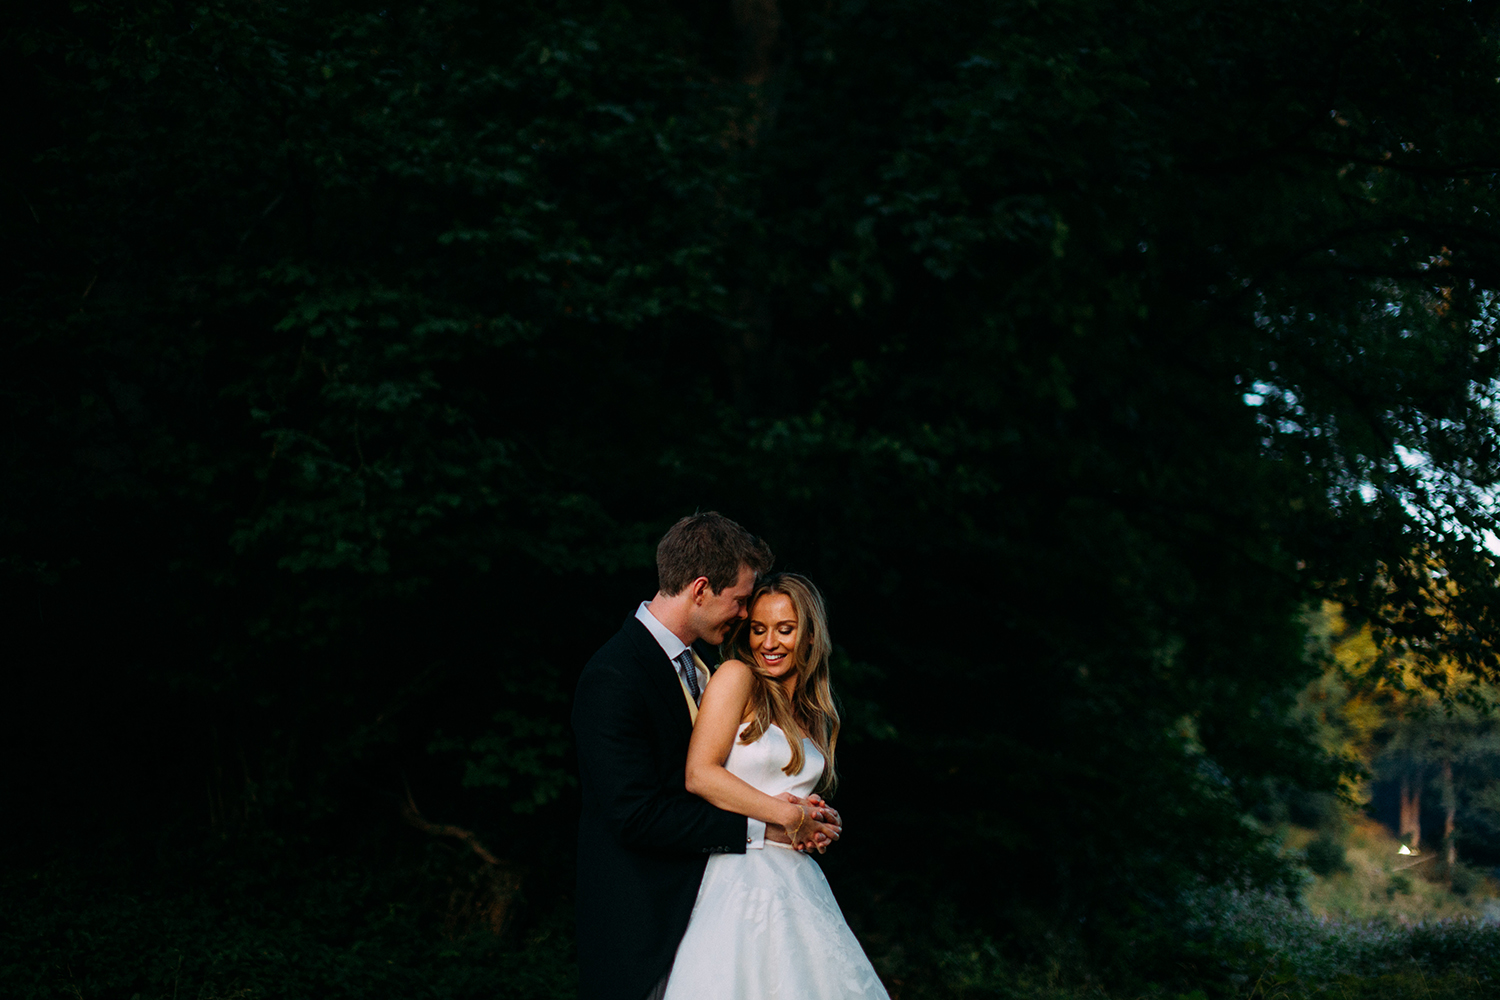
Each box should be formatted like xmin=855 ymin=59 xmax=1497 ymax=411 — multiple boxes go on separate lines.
xmin=691 ymin=640 xmax=719 ymax=675
xmin=623 ymin=617 xmax=697 ymax=731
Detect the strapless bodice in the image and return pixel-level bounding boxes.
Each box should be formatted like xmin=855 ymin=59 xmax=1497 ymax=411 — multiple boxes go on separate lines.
xmin=724 ymin=721 xmax=824 ymax=799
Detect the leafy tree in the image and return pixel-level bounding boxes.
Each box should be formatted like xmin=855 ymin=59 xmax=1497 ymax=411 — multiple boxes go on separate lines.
xmin=1283 ymin=603 xmax=1390 ymax=827
xmin=1298 ymin=602 xmax=1500 ymax=874
xmin=9 ymin=0 xmax=1500 ymax=989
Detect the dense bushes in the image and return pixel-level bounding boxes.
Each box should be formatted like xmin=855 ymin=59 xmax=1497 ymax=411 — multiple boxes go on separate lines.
xmin=9 ymin=848 xmax=1500 ymax=1000
xmin=2 ymin=840 xmax=574 ymax=1000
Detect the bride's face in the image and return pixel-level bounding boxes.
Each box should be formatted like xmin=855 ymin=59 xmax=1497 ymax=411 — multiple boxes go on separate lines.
xmin=747 ymin=592 xmax=799 ymax=679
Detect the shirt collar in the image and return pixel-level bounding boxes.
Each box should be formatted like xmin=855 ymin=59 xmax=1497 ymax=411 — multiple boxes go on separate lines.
xmin=636 ymin=602 xmax=690 ymax=661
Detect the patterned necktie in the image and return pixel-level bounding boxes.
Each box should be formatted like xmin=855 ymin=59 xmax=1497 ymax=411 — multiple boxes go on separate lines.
xmin=676 ymin=649 xmax=702 ymax=704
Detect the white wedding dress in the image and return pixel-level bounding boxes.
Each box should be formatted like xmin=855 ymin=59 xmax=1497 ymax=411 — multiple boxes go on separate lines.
xmin=663 ymin=723 xmax=891 ymax=1000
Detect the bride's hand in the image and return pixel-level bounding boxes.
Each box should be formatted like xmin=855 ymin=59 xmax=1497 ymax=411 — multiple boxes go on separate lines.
xmin=804 ymin=793 xmax=841 ymax=833
xmin=775 ymin=792 xmax=841 ymax=848
xmin=775 ymin=792 xmax=840 ymax=828
xmin=796 ymin=811 xmax=842 ymax=853
xmin=779 ymin=802 xmax=841 ymax=853
xmin=772 ymin=793 xmax=841 ymax=851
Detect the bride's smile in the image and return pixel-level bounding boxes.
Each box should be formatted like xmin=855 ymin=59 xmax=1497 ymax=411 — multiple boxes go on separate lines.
xmin=748 ymin=593 xmax=799 ymax=680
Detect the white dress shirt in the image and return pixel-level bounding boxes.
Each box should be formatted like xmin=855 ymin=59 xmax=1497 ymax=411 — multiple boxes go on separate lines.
xmin=636 ymin=602 xmax=766 ymax=850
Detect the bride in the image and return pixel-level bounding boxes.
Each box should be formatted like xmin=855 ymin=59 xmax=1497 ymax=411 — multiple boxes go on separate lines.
xmin=664 ymin=573 xmax=890 ymax=1000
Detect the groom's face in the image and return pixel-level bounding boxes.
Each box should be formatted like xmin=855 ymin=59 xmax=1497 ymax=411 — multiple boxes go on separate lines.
xmin=689 ymin=565 xmax=756 ymax=645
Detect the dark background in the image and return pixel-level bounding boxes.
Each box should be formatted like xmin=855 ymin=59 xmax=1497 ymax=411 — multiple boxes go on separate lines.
xmin=8 ymin=1 xmax=1500 ymax=997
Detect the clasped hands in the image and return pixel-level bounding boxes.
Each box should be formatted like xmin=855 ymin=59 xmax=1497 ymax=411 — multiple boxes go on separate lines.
xmin=766 ymin=792 xmax=841 ymax=853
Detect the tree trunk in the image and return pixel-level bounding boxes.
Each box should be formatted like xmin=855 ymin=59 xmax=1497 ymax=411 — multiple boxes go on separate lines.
xmin=1442 ymin=758 xmax=1457 ymax=867
xmin=1399 ymin=773 xmax=1422 ymax=850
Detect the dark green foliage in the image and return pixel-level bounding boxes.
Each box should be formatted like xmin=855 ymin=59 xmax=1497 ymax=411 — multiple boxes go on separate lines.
xmin=1450 ymin=863 xmax=1482 ymax=896
xmin=1317 ymin=976 xmax=1496 ymax=1000
xmin=1 ymin=842 xmax=575 ymax=1000
xmin=12 ymin=855 xmax=1500 ymax=1000
xmin=8 ymin=0 xmax=1500 ymax=992
xmin=1304 ymin=836 xmax=1351 ymax=877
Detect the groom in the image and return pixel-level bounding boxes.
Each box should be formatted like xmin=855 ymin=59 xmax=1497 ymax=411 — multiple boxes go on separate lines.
xmin=572 ymin=512 xmax=836 ymax=1000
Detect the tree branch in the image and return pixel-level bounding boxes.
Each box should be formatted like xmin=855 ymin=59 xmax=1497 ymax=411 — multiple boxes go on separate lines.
xmin=400 ymin=781 xmax=501 ymax=866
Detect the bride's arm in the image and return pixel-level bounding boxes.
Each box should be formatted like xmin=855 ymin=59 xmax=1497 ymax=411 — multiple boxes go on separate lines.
xmin=684 ymin=660 xmax=810 ymax=835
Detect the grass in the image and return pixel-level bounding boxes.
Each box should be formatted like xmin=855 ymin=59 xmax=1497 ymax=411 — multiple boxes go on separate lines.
xmin=1292 ymin=818 xmax=1500 ymax=923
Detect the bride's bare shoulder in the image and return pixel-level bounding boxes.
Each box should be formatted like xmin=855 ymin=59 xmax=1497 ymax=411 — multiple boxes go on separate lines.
xmin=707 ymin=660 xmax=758 ymax=726
xmin=710 ymin=658 xmax=754 ymax=684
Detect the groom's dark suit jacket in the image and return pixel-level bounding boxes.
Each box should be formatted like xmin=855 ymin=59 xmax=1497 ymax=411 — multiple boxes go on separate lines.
xmin=572 ymin=616 xmax=748 ymax=1000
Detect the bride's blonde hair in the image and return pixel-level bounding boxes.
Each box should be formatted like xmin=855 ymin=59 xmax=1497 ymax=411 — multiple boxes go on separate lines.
xmin=723 ymin=573 xmax=840 ymax=793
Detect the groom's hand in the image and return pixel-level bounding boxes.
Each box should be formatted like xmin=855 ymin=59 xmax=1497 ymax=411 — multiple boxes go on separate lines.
xmin=767 ymin=793 xmax=841 ymax=853
xmin=805 ymin=793 xmax=841 ymax=832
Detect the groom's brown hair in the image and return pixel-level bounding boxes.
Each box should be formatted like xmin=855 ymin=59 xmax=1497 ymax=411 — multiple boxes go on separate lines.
xmin=656 ymin=512 xmax=772 ymax=596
